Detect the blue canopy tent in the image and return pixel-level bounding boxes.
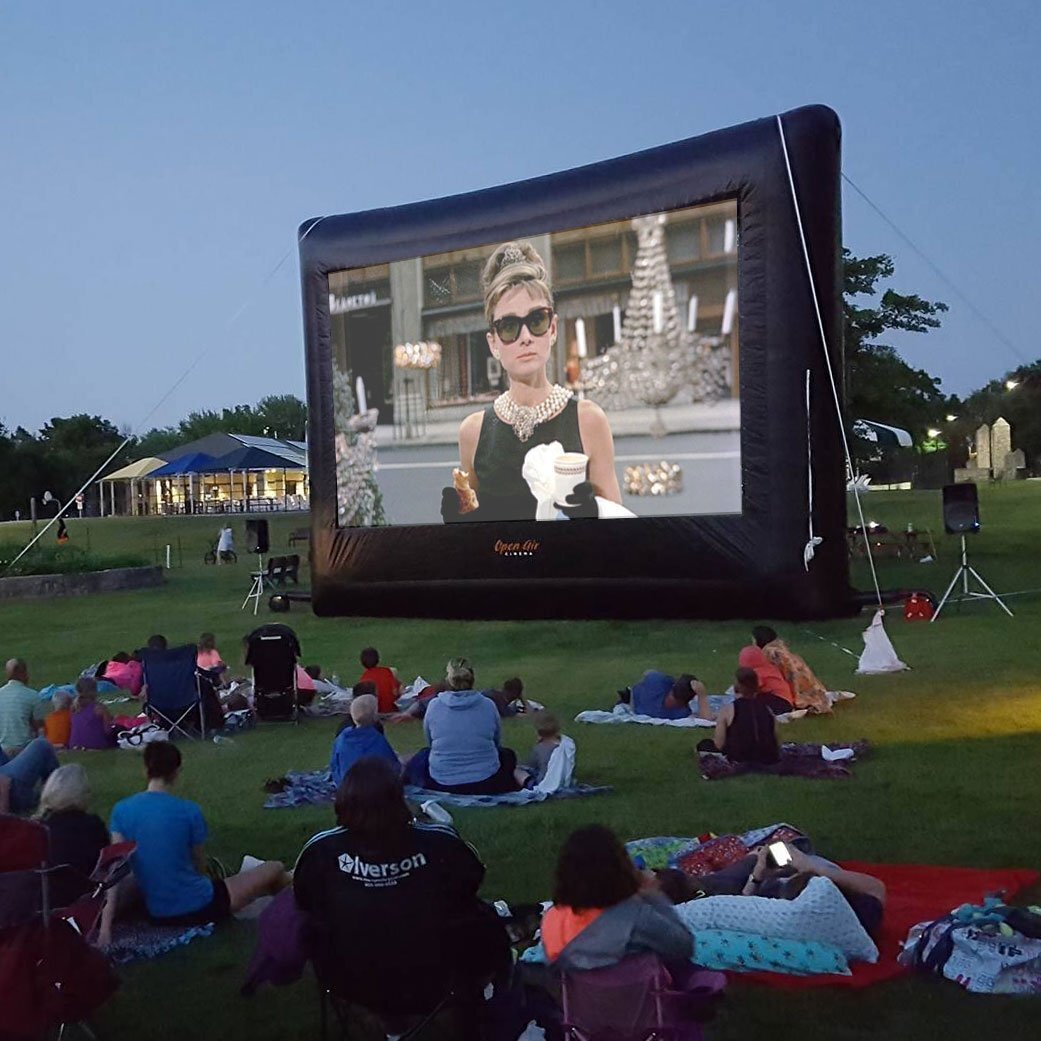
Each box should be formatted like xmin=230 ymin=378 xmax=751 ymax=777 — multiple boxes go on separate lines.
xmin=203 ymin=445 xmax=308 ymax=511
xmin=149 ymin=453 xmax=218 ymax=514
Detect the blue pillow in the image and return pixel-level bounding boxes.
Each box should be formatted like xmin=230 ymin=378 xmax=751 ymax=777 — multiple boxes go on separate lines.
xmin=694 ymin=929 xmax=849 ymax=976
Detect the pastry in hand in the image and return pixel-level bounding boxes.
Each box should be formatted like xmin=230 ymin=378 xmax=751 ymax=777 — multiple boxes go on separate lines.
xmin=452 ymin=468 xmax=479 ymax=514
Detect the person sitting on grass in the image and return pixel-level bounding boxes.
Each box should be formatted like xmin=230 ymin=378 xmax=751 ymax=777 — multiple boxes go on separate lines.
xmin=330 ymin=694 xmax=400 ymax=786
xmin=618 ymin=670 xmax=714 ymax=722
xmin=405 ymin=658 xmax=519 ymax=795
xmin=696 ymin=667 xmax=779 ymax=766
xmin=100 ymin=742 xmax=290 ymax=944
xmin=334 ymin=681 xmax=381 ymax=735
xmin=515 ymin=711 xmax=563 ymax=788
xmin=753 ymin=625 xmax=833 ymax=715
xmin=69 ymin=678 xmax=117 ymax=750
xmin=0 ymin=736 xmax=60 ymax=815
xmin=357 ymin=646 xmax=402 ymax=715
xmin=0 ymin=658 xmax=47 ymax=758
xmin=737 ymin=632 xmax=796 ymax=715
xmin=36 ymin=763 xmax=110 ymax=908
xmin=196 ymin=633 xmax=226 ymax=678
xmin=43 ymin=690 xmax=73 ymax=748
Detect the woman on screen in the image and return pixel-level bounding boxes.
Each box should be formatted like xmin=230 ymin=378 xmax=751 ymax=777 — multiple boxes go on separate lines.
xmin=441 ymin=240 xmax=622 ymax=523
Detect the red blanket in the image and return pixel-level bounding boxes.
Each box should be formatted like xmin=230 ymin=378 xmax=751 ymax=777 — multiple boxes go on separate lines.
xmin=736 ymin=861 xmax=1039 ymax=990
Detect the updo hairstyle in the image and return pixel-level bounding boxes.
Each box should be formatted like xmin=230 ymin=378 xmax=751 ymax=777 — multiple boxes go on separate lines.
xmin=482 ymin=241 xmax=554 ymax=325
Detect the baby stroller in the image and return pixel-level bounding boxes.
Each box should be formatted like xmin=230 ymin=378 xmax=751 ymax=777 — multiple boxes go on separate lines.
xmin=246 ymin=624 xmax=301 ymax=723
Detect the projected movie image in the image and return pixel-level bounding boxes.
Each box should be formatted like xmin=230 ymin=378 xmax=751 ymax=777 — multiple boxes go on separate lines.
xmin=330 ymin=201 xmax=741 ymax=527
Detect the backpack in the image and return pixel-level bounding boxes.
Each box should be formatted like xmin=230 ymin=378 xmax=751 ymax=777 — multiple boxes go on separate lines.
xmin=900 ymin=898 xmax=1041 ymax=993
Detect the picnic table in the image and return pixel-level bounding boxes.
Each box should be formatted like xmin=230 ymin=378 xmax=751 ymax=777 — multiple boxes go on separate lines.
xmin=847 ymin=525 xmax=931 ymax=560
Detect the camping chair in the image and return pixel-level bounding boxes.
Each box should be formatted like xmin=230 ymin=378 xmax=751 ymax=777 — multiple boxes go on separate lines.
xmin=316 ymin=956 xmax=481 ymax=1041
xmin=0 ymin=815 xmax=120 ymax=1039
xmin=0 ymin=812 xmax=57 ymax=930
xmin=560 ymin=953 xmax=720 ymax=1041
xmin=246 ymin=624 xmax=301 ymax=723
xmin=141 ymin=644 xmax=206 ymax=739
xmin=56 ymin=840 xmax=137 ymax=945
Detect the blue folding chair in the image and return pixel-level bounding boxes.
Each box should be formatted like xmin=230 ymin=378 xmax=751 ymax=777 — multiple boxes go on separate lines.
xmin=141 ymin=645 xmax=205 ymax=739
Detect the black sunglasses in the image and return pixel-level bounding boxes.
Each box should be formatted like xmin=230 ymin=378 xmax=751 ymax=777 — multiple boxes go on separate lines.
xmin=491 ymin=307 xmax=554 ymax=344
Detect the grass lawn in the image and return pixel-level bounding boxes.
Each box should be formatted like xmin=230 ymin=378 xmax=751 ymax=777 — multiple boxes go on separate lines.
xmin=2 ymin=484 xmax=1041 ymax=1039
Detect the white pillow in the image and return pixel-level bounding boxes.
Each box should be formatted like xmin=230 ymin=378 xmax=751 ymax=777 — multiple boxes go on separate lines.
xmin=674 ymin=876 xmax=878 ymax=963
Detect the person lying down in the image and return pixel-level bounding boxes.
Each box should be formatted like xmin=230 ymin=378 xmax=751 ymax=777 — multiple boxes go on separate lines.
xmin=655 ymin=842 xmax=886 ymax=941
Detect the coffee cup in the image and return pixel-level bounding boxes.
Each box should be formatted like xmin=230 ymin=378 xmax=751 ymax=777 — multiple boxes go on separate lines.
xmin=553 ymin=452 xmax=589 ymax=505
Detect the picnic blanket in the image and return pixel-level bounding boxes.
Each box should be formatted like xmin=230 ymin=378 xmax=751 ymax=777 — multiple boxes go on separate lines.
xmin=103 ymin=919 xmax=215 ymax=965
xmin=698 ymin=740 xmax=870 ymax=780
xmin=738 ymin=862 xmax=1039 ymax=990
xmin=574 ymin=695 xmax=839 ymax=730
xmin=263 ymin=769 xmax=609 ymax=809
xmin=576 ymin=697 xmax=730 ymax=729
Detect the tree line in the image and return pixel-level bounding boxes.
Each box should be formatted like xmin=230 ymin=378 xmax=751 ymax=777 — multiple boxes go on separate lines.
xmin=2 ymin=253 xmax=1038 ymax=521
xmin=0 ymin=395 xmax=306 ymax=520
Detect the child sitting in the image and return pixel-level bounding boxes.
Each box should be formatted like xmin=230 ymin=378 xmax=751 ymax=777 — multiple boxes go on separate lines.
xmin=196 ymin=633 xmax=226 ymax=677
xmin=329 ymin=694 xmax=400 ymax=786
xmin=515 ymin=711 xmax=563 ymax=788
xmin=69 ymin=678 xmax=116 ymax=750
xmin=43 ymin=691 xmax=73 ymax=748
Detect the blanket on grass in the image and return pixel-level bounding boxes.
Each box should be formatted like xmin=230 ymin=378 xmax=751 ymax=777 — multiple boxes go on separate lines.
xmin=738 ymin=862 xmax=1039 ymax=990
xmin=577 ymin=691 xmax=855 ymax=730
xmin=262 ymin=769 xmax=609 ymax=809
xmin=698 ymin=740 xmax=870 ymax=780
xmin=103 ymin=920 xmax=214 ymax=965
xmin=576 ymin=699 xmax=809 ymax=730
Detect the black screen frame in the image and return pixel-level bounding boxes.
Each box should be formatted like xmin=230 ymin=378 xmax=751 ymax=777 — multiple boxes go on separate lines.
xmin=300 ymin=104 xmax=852 ymax=620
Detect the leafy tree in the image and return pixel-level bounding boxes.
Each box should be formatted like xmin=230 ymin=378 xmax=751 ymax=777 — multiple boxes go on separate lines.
xmin=255 ymin=395 xmax=307 ymax=441
xmin=843 ymin=251 xmax=949 ymax=451
xmin=131 ymin=426 xmax=183 ymax=460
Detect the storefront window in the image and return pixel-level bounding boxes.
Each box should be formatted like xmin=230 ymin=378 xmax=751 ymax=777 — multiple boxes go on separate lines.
xmin=667 ymin=222 xmax=702 ymax=263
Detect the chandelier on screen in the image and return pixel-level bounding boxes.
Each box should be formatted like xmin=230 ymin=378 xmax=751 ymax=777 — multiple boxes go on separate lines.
xmin=393 ymin=342 xmax=442 ymax=369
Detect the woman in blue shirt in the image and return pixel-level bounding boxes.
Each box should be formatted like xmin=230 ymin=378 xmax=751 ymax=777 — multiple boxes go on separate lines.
xmin=100 ymin=742 xmax=290 ymax=944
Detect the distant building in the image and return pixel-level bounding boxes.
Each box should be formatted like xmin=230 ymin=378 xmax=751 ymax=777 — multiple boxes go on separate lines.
xmin=99 ymin=434 xmax=307 ymax=516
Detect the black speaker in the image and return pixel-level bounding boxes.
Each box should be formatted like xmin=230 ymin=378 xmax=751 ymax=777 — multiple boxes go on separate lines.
xmin=246 ymin=519 xmax=270 ymax=554
xmin=942 ymin=483 xmax=980 ymax=535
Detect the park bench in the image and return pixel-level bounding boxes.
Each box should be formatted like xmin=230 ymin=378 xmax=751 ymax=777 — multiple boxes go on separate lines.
xmin=288 ymin=528 xmax=310 ymax=547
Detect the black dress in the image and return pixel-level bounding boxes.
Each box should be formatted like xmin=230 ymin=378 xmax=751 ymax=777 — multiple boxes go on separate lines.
xmin=472 ymin=397 xmax=582 ymax=521
xmin=44 ymin=809 xmax=110 ymax=907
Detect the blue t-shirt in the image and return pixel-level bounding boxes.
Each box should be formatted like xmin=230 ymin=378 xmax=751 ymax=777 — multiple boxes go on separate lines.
xmin=330 ymin=725 xmax=400 ymax=787
xmin=110 ymin=790 xmax=212 ymax=918
xmin=631 ymin=671 xmax=690 ymax=720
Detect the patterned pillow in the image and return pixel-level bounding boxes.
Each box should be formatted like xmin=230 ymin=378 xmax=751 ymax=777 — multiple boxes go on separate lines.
xmin=625 ymin=837 xmax=699 ymax=871
xmin=673 ymin=835 xmax=749 ymax=877
xmin=694 ymin=929 xmax=849 ymax=976
xmin=674 ymin=876 xmax=878 ymax=962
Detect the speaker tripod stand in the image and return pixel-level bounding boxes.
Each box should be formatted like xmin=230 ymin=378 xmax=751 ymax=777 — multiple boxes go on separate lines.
xmin=931 ymin=535 xmax=1013 ymax=621
xmin=241 ymin=552 xmax=267 ymax=615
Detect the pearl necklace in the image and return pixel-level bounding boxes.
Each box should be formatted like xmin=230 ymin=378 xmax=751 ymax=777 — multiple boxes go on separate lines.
xmin=493 ymin=384 xmax=573 ymax=443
